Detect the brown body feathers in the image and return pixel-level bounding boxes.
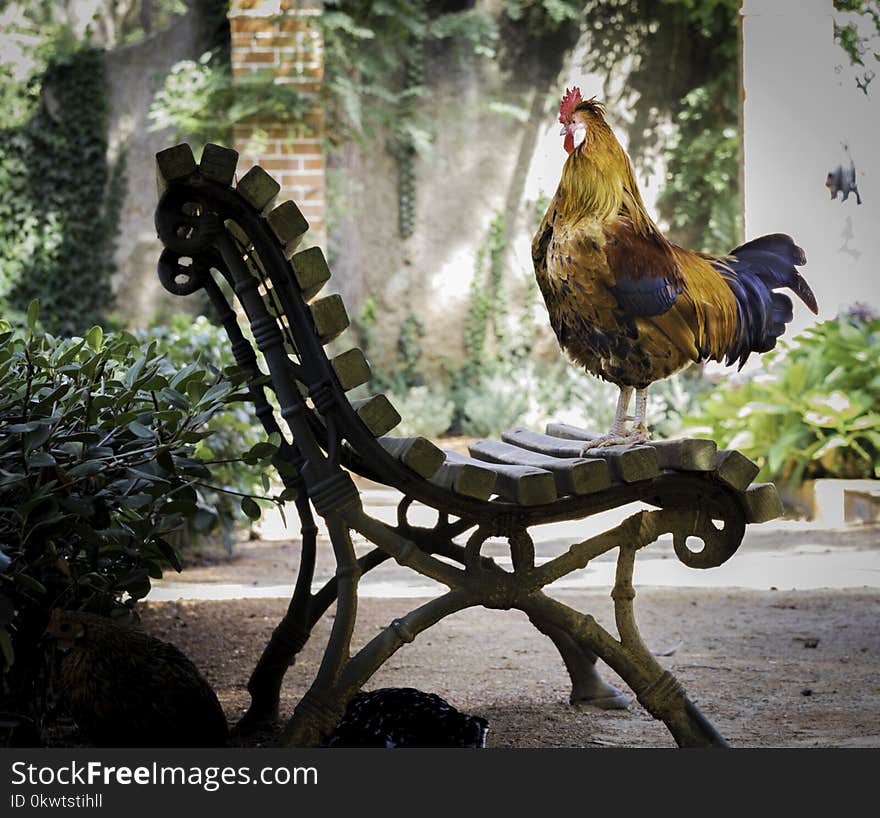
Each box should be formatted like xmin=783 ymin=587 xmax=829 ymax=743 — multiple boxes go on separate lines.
xmin=47 ymin=610 xmax=228 ymax=747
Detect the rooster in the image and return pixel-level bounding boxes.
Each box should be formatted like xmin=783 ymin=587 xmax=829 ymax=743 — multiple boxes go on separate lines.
xmin=324 ymin=687 xmax=488 ymax=748
xmin=533 ymin=88 xmax=818 ymax=447
xmin=46 ymin=609 xmax=228 ymax=747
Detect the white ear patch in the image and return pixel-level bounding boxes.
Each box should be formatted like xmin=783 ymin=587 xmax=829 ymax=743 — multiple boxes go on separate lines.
xmin=572 ymin=123 xmax=587 ymax=149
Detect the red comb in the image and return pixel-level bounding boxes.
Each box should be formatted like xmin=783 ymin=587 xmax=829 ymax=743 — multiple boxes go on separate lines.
xmin=559 ymin=87 xmax=583 ymax=124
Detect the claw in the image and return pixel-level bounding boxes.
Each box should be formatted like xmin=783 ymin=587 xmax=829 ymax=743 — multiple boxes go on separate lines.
xmin=583 ymin=428 xmax=651 ymax=453
xmin=633 ymin=422 xmax=651 ymax=439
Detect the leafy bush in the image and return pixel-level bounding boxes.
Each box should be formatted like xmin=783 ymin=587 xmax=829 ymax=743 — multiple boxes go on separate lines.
xmin=458 ymin=366 xmax=531 ymax=438
xmin=0 ymin=307 xmax=277 ymax=735
xmin=686 ymin=312 xmax=880 ymax=484
xmin=140 ymin=315 xmax=272 ymax=549
xmin=393 ymin=386 xmax=456 ymax=440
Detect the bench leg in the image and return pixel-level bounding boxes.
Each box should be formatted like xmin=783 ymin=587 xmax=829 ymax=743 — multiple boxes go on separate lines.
xmin=237 ymin=546 xmax=395 ymax=736
xmin=611 ymin=545 xmax=728 ymax=747
xmin=520 ymin=589 xmax=729 ymax=748
xmin=235 ymin=499 xmax=319 ymax=735
xmin=275 ymin=514 xmax=361 ymax=747
xmin=527 ymin=616 xmax=629 ymax=709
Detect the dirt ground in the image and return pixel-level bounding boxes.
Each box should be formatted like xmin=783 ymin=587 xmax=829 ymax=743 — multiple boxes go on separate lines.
xmin=138 ymin=571 xmax=880 ymax=748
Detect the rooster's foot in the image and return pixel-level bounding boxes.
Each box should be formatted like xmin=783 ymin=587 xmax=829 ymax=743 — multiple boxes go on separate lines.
xmin=582 ymin=430 xmax=651 ymax=452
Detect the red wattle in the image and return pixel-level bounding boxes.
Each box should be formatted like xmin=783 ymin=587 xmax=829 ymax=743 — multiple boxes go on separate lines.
xmin=563 ymin=132 xmax=574 ymax=154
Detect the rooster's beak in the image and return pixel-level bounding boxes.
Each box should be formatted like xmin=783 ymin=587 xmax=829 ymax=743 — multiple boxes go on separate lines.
xmin=559 ymin=125 xmax=568 ymax=136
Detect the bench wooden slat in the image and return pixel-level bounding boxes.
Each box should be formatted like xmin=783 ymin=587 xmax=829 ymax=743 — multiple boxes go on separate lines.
xmin=309 ymin=294 xmax=349 ymax=343
xmin=237 ymin=166 xmax=280 ymax=212
xmin=501 ymin=428 xmax=584 ymax=458
xmin=267 ymin=200 xmax=309 ymax=256
xmin=330 ymin=348 xmax=371 ymax=391
xmin=715 ymin=449 xmax=761 ymax=491
xmin=200 ymin=143 xmax=238 ymax=186
xmin=468 ymin=438 xmax=611 ymax=496
xmin=444 ymin=450 xmax=557 ymax=506
xmin=545 ymin=423 xmax=717 ymax=472
xmin=647 ymin=438 xmax=717 ymax=471
xmin=378 ymin=436 xmax=445 ymax=479
xmin=742 ymin=482 xmax=783 ymax=523
xmin=156 ymin=144 xmax=196 ymax=195
xmin=290 ymin=247 xmax=331 ymax=301
xmin=430 ymin=453 xmax=497 ymax=501
xmin=350 ymin=395 xmax=401 ymax=437
xmin=501 ymin=428 xmax=659 ymax=484
xmin=543 ymin=422 xmax=603 ymax=443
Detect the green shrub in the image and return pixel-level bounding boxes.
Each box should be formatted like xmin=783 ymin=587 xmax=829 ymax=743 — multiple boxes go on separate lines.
xmin=393 ymin=386 xmax=456 ymax=439
xmin=140 ymin=315 xmax=271 ymax=548
xmin=686 ymin=312 xmax=880 ymax=484
xmin=458 ymin=366 xmax=531 ymax=438
xmin=0 ymin=307 xmax=277 ymax=733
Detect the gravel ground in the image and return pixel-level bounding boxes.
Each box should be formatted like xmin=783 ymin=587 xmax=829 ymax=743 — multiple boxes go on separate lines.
xmin=139 ymin=584 xmax=880 ymax=748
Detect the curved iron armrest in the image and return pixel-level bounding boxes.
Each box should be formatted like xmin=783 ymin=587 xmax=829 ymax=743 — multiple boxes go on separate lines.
xmin=153 ymin=144 xmax=781 ymax=748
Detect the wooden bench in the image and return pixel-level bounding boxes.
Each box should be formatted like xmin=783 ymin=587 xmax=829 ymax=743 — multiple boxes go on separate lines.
xmin=153 ymin=143 xmax=783 ymax=748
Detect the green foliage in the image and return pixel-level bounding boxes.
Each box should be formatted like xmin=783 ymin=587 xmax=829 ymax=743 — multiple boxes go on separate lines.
xmin=686 ymin=312 xmax=880 ymax=485
xmin=833 ymin=1 xmax=880 ymax=94
xmin=321 ymin=2 xmax=495 ymax=146
xmin=0 ymin=307 xmax=278 ymax=728
xmin=462 ymin=255 xmax=493 ymax=384
xmin=354 ymin=295 xmax=384 ymax=382
xmin=0 ymin=64 xmax=39 ymax=131
xmin=395 ymin=313 xmax=426 ymax=389
xmin=486 ymin=211 xmax=509 ymax=344
xmin=646 ymin=366 xmax=713 ymax=439
xmin=504 ymin=0 xmax=581 ymax=27
xmin=834 ymin=1 xmax=880 ymax=65
xmin=458 ymin=365 xmax=530 ymax=437
xmin=459 ymin=210 xmax=510 ymax=385
xmin=140 ymin=315 xmax=275 ymax=549
xmin=0 ymin=0 xmax=193 ymax=48
xmin=148 ymin=50 xmax=316 ymax=152
xmin=394 ymin=386 xmax=456 ymax=439
xmin=581 ymin=0 xmax=742 ymax=251
xmin=836 ymin=18 xmax=867 ymax=65
xmin=656 ymin=81 xmax=741 ymax=253
xmin=0 ymin=46 xmax=122 ymax=335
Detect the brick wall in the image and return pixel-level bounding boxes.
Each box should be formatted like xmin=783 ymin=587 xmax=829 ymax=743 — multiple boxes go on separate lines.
xmin=229 ymin=1 xmax=325 ymax=247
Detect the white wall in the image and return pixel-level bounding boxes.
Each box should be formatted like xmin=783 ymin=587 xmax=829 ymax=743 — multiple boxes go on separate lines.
xmin=742 ymin=0 xmax=879 ymax=334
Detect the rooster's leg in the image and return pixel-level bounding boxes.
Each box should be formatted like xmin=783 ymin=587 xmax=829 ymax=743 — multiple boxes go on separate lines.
xmin=584 ymin=385 xmax=650 ymax=451
xmin=609 ymin=385 xmax=634 ymax=436
xmin=632 ymin=387 xmax=651 ymax=439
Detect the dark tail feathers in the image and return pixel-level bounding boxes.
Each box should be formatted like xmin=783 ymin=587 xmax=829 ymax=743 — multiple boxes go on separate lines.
xmin=714 ymin=233 xmax=817 ymax=369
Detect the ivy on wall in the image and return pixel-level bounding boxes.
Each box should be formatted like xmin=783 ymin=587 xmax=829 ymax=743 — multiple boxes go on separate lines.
xmin=0 ymin=47 xmax=123 ymax=334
